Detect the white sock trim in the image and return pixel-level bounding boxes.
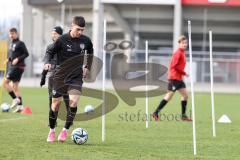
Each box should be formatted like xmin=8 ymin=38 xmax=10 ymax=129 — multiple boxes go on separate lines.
xmin=50 ymin=128 xmax=55 ymax=132
xmin=63 ymin=128 xmax=68 ymax=131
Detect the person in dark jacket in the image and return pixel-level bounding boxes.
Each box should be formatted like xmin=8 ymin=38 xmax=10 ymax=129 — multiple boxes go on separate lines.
xmin=3 ymin=27 xmax=29 ymax=113
xmin=45 ymin=16 xmax=93 ymax=142
xmin=40 ymin=26 xmax=69 ymax=128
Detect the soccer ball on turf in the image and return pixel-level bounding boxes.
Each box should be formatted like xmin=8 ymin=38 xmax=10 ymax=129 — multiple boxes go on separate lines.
xmin=71 ymin=128 xmax=88 ymax=145
xmin=1 ymin=103 xmax=10 ymax=112
xmin=84 ymin=105 xmax=94 ymax=113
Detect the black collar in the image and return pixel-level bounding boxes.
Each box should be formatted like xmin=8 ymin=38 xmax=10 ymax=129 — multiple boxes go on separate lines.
xmin=12 ymin=38 xmax=19 ymax=42
xmin=67 ymin=30 xmax=84 ymax=40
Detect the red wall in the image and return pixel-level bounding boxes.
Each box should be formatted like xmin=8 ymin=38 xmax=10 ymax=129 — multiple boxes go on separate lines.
xmin=182 ymin=0 xmax=240 ymax=6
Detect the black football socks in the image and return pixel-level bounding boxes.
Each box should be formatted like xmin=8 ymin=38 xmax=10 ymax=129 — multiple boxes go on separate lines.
xmin=18 ymin=96 xmax=22 ymax=105
xmin=49 ymin=109 xmax=58 ymax=129
xmin=64 ymin=107 xmax=77 ymax=129
xmin=155 ymin=99 xmax=168 ymax=114
xmin=9 ymin=91 xmax=16 ymax=99
xmin=181 ymin=100 xmax=187 ymax=115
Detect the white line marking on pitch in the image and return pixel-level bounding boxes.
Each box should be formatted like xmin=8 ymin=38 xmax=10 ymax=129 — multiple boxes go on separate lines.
xmin=0 ymin=117 xmax=27 ymax=123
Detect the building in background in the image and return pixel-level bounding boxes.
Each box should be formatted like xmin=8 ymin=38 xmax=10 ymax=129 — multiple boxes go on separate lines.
xmin=14 ymin=0 xmax=240 ymax=83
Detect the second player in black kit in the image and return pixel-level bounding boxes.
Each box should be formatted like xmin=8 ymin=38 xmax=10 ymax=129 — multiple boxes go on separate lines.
xmin=46 ymin=16 xmax=93 ymax=142
xmin=40 ymin=26 xmax=69 ymax=128
xmin=3 ymin=27 xmax=29 ymax=113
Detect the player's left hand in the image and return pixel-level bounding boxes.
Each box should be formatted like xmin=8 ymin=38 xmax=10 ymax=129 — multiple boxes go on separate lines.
xmin=12 ymin=58 xmax=19 ymax=65
xmin=83 ymin=68 xmax=89 ymax=78
xmin=185 ymin=73 xmax=189 ymax=77
xmin=40 ymin=78 xmax=45 ymax=87
xmin=44 ymin=64 xmax=51 ymax=70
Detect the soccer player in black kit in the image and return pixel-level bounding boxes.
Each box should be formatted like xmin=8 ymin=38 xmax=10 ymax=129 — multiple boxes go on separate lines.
xmin=3 ymin=28 xmax=29 ymax=113
xmin=40 ymin=26 xmax=69 ymax=128
xmin=45 ymin=16 xmax=93 ymax=142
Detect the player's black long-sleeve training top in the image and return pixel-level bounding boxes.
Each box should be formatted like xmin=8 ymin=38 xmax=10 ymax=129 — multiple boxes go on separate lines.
xmin=44 ymin=43 xmax=57 ymax=66
xmin=40 ymin=43 xmax=58 ymax=87
xmin=46 ymin=32 xmax=93 ymax=71
xmin=8 ymin=38 xmax=29 ymax=67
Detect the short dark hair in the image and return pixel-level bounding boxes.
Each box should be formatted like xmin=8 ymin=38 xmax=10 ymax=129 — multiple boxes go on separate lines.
xmin=72 ymin=16 xmax=85 ymax=27
xmin=9 ymin=27 xmax=17 ymax=33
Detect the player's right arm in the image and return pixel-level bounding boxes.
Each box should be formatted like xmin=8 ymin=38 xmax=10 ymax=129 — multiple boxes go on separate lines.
xmin=43 ymin=44 xmax=54 ymax=70
xmin=40 ymin=44 xmax=54 ymax=87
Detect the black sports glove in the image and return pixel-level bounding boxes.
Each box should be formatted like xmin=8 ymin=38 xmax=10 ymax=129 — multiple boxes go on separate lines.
xmin=40 ymin=70 xmax=48 ymax=87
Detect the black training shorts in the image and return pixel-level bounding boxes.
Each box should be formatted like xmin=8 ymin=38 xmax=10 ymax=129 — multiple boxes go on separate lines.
xmin=6 ymin=66 xmax=24 ymax=82
xmin=167 ymin=80 xmax=186 ymax=92
xmin=51 ymin=77 xmax=83 ymax=98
